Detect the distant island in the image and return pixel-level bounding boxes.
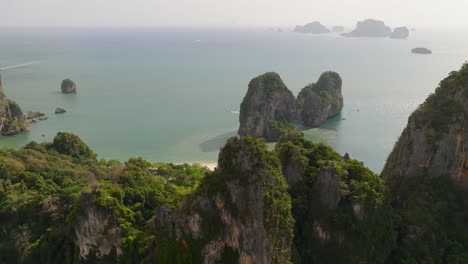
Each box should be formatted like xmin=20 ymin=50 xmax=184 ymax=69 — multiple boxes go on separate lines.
xmin=342 ymin=19 xmax=410 ymax=39
xmin=390 ymin=26 xmax=409 ymax=39
xmin=412 ymin=47 xmax=432 ymax=54
xmin=238 ymin=71 xmax=343 ymax=141
xmin=294 ymin=21 xmax=330 ymax=34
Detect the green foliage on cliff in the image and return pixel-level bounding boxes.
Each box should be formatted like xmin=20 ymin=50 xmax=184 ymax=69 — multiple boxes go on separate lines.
xmin=2 ymin=126 xmax=468 ymax=263
xmin=0 ymin=133 xmax=211 ymax=264
xmin=413 ymin=63 xmax=468 ymax=138
xmin=0 ymin=99 xmax=28 ymax=136
xmin=387 ymin=175 xmax=468 ymax=263
xmin=50 ymin=132 xmax=96 ymax=161
xmin=276 ymin=132 xmax=395 ymax=264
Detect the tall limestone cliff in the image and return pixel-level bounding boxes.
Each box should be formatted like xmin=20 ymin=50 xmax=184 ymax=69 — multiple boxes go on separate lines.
xmin=154 ymin=136 xmax=294 ymax=264
xmin=382 ymin=63 xmax=468 ymax=184
xmin=382 ymin=63 xmax=468 ymax=263
xmin=238 ymin=72 xmax=300 ymax=141
xmin=275 ymin=132 xmax=393 ymax=263
xmin=0 ymin=73 xmax=28 ymax=136
xmin=238 ymin=72 xmax=343 ymax=141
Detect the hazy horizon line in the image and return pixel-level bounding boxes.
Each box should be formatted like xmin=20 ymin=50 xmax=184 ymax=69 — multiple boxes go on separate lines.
xmin=1 ymin=23 xmax=467 ymax=31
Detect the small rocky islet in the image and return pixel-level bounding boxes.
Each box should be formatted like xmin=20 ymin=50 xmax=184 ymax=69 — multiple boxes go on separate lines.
xmin=238 ymin=71 xmax=343 ymax=141
xmin=412 ymin=47 xmax=432 ymax=54
xmin=55 ymin=107 xmax=67 ymax=114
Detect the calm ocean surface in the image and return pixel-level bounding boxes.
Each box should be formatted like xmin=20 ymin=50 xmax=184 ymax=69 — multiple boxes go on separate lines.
xmin=0 ymin=27 xmax=467 ymax=172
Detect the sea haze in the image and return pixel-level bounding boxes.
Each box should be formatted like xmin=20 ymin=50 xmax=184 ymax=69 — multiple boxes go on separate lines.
xmin=0 ymin=27 xmax=467 ymax=172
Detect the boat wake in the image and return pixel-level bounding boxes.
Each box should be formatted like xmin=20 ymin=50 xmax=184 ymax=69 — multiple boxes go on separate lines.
xmin=0 ymin=61 xmax=39 ymax=70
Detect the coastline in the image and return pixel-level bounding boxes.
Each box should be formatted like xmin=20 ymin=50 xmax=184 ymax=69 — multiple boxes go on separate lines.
xmin=185 ymin=161 xmax=218 ymax=171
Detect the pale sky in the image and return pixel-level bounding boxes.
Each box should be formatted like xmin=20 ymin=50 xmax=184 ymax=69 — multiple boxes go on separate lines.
xmin=2 ymin=0 xmax=468 ymax=29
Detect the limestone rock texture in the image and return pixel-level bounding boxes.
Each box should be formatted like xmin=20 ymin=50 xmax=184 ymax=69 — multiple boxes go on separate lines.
xmin=238 ymin=71 xmax=343 ymax=140
xmin=238 ymin=72 xmax=301 ymax=141
xmin=382 ymin=63 xmax=468 ymax=185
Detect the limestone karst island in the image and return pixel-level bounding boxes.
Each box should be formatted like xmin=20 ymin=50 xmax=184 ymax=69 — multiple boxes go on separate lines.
xmin=1 ymin=1 xmax=468 ymax=264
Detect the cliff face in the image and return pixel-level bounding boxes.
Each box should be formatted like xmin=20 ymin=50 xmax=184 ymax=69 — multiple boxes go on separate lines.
xmin=154 ymin=136 xmax=294 ymax=264
xmin=238 ymin=72 xmax=343 ymax=141
xmin=74 ymin=191 xmax=122 ymax=259
xmin=0 ymin=75 xmax=28 ymax=136
xmin=275 ymin=132 xmax=393 ymax=263
xmin=382 ymin=63 xmax=468 ymax=184
xmin=299 ymin=72 xmax=343 ymax=127
xmin=381 ymin=63 xmax=468 ymax=263
xmin=238 ymin=73 xmax=300 ymax=141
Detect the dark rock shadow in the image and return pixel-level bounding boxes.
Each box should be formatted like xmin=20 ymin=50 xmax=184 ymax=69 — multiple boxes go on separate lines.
xmin=199 ymin=131 xmax=237 ymax=152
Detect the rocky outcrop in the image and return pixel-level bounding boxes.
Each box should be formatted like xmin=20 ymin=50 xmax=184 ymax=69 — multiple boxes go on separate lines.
xmin=238 ymin=72 xmax=343 ymax=141
xmin=342 ymin=19 xmax=392 ymax=38
xmin=412 ymin=47 xmax=432 ymax=54
xmin=55 ymin=107 xmax=66 ymax=114
xmin=26 ymin=111 xmax=45 ymax=119
xmin=390 ymin=27 xmax=409 ymax=39
xmin=382 ymin=63 xmax=468 ymax=184
xmin=294 ymin=22 xmax=330 ymax=34
xmin=238 ymin=73 xmax=300 ymax=141
xmin=61 ymin=79 xmax=77 ymax=93
xmin=154 ymin=136 xmax=294 ymax=264
xmin=0 ymin=73 xmax=28 ymax=136
xmin=74 ymin=190 xmax=122 ymax=259
xmin=299 ymin=71 xmax=343 ymax=127
xmin=275 ymin=132 xmax=391 ymax=263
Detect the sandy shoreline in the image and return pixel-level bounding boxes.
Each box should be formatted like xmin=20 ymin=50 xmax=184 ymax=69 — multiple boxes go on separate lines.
xmin=183 ymin=162 xmax=218 ymax=171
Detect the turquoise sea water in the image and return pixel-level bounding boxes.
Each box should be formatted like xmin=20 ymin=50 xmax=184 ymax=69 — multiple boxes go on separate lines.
xmin=0 ymin=27 xmax=467 ymax=172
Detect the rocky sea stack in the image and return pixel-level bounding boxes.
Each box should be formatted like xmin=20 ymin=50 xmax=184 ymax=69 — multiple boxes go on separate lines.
xmin=238 ymin=73 xmax=300 ymax=141
xmin=0 ymin=73 xmax=28 ymax=136
xmin=238 ymin=71 xmax=343 ymax=141
xmin=342 ymin=19 xmax=392 ymax=38
xmin=61 ymin=79 xmax=77 ymax=93
xmin=294 ymin=21 xmax=330 ymax=34
xmin=298 ymin=71 xmax=343 ymax=126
